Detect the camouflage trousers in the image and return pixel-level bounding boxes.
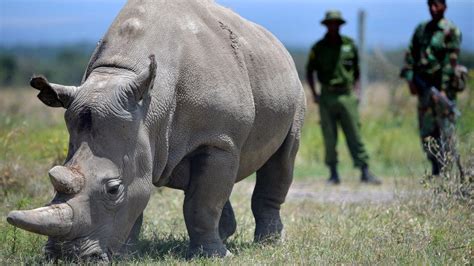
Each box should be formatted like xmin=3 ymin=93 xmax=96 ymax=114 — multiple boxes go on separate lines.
xmin=417 ymin=93 xmax=459 ymax=172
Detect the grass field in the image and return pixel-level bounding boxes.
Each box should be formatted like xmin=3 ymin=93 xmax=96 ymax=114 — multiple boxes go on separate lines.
xmin=0 ymin=81 xmax=473 ymax=264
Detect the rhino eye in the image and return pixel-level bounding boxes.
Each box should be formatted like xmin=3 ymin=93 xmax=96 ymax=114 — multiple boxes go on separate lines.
xmin=105 ymin=179 xmax=122 ymax=195
xmin=103 ymin=179 xmax=126 ymax=209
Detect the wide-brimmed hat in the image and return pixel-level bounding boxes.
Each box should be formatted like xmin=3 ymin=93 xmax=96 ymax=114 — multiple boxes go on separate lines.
xmin=428 ymin=0 xmax=446 ymax=5
xmin=321 ymin=10 xmax=346 ymax=25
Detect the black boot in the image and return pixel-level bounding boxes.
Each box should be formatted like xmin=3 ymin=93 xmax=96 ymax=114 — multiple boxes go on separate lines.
xmin=327 ymin=164 xmax=340 ymax=185
xmin=361 ymin=165 xmax=381 ymax=185
xmin=430 ymin=158 xmax=441 ymax=176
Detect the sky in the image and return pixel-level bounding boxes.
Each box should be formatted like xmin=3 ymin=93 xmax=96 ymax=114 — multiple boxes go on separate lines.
xmin=1 ymin=0 xmax=473 ymax=51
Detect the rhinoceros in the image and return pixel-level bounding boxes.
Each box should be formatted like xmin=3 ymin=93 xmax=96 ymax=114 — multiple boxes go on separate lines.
xmin=7 ymin=0 xmax=305 ymax=261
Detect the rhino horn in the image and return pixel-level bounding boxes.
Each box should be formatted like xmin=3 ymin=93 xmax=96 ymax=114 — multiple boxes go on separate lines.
xmin=30 ymin=76 xmax=78 ymax=108
xmin=49 ymin=166 xmax=84 ymax=194
xmin=7 ymin=204 xmax=73 ymax=237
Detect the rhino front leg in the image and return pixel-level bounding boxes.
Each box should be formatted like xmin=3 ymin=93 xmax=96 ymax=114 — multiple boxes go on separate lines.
xmin=184 ymin=148 xmax=237 ymax=258
xmin=219 ymin=201 xmax=236 ymax=242
xmin=252 ymin=131 xmax=299 ymax=243
xmin=121 ymin=213 xmax=143 ymax=254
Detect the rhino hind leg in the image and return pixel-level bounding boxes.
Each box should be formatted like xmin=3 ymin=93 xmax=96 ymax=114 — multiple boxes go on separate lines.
xmin=219 ymin=200 xmax=237 ymax=242
xmin=184 ymin=147 xmax=238 ymax=258
xmin=252 ymin=129 xmax=299 ymax=243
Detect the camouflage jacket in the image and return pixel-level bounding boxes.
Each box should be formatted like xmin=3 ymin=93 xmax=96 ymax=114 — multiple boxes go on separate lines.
xmin=401 ymin=18 xmax=462 ymax=93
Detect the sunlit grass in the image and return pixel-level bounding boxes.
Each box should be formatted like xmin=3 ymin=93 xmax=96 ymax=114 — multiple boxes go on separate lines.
xmin=0 ymin=82 xmax=472 ymax=264
xmin=1 ymin=180 xmax=471 ymax=264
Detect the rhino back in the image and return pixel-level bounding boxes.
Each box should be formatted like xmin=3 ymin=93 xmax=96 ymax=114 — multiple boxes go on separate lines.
xmin=207 ymin=4 xmax=304 ymax=178
xmin=86 ymin=0 xmax=304 ymax=181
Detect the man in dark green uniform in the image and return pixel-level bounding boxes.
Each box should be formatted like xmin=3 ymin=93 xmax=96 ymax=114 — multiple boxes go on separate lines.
xmin=306 ymin=10 xmax=380 ymax=185
xmin=400 ymin=0 xmax=463 ymax=176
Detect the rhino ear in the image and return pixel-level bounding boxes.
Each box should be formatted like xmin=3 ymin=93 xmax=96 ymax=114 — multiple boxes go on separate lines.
xmin=133 ymin=55 xmax=157 ymax=102
xmin=30 ymin=76 xmax=78 ymax=109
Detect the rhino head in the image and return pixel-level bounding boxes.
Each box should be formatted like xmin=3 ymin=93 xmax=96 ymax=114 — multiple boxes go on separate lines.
xmin=7 ymin=56 xmax=158 ymax=262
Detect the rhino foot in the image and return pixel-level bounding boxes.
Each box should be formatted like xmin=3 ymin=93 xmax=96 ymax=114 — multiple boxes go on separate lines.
xmin=254 ymin=217 xmax=284 ymax=244
xmin=186 ymin=241 xmax=229 ymax=259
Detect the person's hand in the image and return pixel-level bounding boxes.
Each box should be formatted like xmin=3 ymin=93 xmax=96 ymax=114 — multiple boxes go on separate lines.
xmin=432 ymin=90 xmax=447 ymax=103
xmin=408 ymin=81 xmax=418 ymax=95
xmin=354 ymin=81 xmax=362 ymax=103
xmin=432 ymin=91 xmax=451 ymax=115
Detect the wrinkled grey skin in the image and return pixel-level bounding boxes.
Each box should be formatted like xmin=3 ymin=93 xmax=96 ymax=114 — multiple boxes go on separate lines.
xmin=7 ymin=0 xmax=305 ymax=261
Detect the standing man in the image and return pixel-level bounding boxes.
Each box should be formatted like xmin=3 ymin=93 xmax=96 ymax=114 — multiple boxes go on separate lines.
xmin=306 ymin=10 xmax=380 ymax=185
xmin=400 ymin=0 xmax=463 ymax=176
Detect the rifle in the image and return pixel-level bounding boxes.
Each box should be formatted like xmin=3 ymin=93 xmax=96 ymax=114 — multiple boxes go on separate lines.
xmin=413 ymin=75 xmax=461 ymax=119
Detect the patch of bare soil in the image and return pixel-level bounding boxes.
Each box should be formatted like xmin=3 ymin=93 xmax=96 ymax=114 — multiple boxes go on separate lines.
xmin=287 ymin=182 xmax=421 ymax=204
xmin=233 ymin=178 xmax=424 ymax=205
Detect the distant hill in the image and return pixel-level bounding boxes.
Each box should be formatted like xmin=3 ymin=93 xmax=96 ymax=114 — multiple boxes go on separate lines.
xmin=0 ymin=43 xmax=95 ymax=88
xmin=2 ymin=0 xmax=472 ymax=52
xmin=1 ymin=43 xmax=473 ymax=88
xmin=288 ymin=46 xmax=474 ymax=82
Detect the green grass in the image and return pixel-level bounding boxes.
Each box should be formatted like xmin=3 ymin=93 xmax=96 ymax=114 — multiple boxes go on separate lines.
xmin=1 ymin=181 xmax=471 ymax=264
xmin=297 ymin=82 xmax=474 ymax=179
xmin=297 ymin=109 xmax=428 ymax=178
xmin=0 ymin=81 xmax=473 ymax=264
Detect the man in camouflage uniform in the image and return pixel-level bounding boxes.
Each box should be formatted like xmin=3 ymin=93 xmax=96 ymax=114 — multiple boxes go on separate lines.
xmin=401 ymin=0 xmax=462 ymax=176
xmin=306 ymin=10 xmax=380 ymax=185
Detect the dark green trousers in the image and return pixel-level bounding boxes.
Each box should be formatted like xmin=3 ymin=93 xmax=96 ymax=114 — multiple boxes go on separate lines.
xmin=319 ymin=92 xmax=369 ymax=168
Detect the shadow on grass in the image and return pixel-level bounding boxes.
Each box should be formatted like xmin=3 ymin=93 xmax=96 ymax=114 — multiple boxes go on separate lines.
xmin=130 ymin=233 xmax=188 ymax=261
xmin=123 ymin=232 xmax=259 ymax=262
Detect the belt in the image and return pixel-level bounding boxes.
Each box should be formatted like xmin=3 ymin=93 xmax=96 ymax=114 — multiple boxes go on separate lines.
xmin=323 ymin=84 xmax=350 ymax=94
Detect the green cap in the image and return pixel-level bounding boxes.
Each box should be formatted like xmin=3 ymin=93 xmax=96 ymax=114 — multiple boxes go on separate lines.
xmin=321 ymin=10 xmax=346 ymax=25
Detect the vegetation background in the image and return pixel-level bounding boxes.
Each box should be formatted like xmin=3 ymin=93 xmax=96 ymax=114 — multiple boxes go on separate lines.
xmin=0 ymin=43 xmax=472 ymax=264
xmin=2 ymin=1 xmax=474 ymax=265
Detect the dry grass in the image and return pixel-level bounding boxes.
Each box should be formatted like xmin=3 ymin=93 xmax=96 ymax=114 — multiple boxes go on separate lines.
xmin=0 ymin=84 xmax=472 ymax=264
xmin=3 ymin=178 xmax=471 ymax=264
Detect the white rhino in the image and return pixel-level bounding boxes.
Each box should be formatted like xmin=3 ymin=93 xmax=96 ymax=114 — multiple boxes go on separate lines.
xmin=7 ymin=0 xmax=305 ymax=261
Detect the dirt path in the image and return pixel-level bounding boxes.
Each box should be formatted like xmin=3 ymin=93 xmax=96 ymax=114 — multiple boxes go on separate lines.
xmin=233 ymin=178 xmax=425 ymax=204
xmin=287 ymin=182 xmax=422 ymax=204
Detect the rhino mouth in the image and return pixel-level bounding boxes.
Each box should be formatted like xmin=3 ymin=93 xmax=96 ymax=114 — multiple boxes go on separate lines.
xmin=44 ymin=237 xmax=111 ymax=262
